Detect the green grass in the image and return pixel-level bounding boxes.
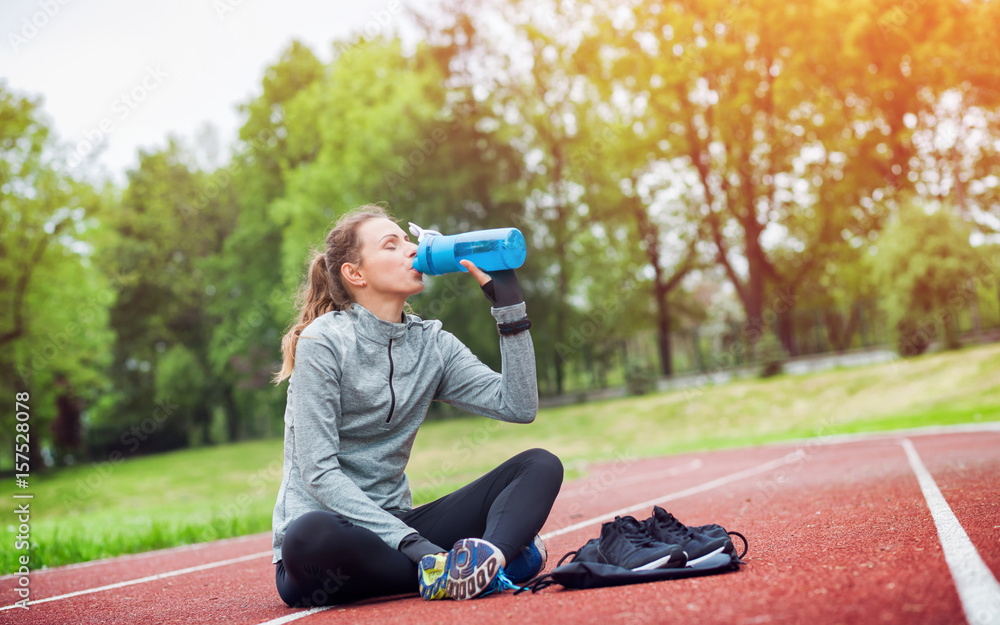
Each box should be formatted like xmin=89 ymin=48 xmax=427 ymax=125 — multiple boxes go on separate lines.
xmin=4 ymin=343 xmax=1000 ymax=575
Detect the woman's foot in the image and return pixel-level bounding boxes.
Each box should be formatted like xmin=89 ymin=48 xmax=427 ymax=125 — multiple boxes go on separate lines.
xmin=445 ymin=538 xmax=503 ymax=599
xmin=417 ymin=552 xmax=450 ymax=600
xmin=419 ymin=538 xmax=516 ymax=600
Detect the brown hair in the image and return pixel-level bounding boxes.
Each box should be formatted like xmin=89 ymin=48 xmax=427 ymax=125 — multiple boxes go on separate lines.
xmin=272 ymin=204 xmax=392 ymax=384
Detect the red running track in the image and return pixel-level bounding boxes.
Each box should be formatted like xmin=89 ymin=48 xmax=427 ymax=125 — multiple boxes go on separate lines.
xmin=3 ymin=424 xmax=999 ymax=625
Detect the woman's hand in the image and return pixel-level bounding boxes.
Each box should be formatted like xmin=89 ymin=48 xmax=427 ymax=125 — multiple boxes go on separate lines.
xmin=461 ymin=260 xmax=523 ymax=307
xmin=460 ymin=259 xmax=493 ymax=286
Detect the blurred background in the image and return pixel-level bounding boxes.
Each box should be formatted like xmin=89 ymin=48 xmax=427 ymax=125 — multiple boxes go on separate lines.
xmin=1 ymin=0 xmax=999 ymax=573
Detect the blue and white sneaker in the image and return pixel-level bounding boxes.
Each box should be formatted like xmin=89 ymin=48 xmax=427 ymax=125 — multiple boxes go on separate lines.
xmin=504 ymin=534 xmax=547 ymax=584
xmin=444 ymin=538 xmax=504 ymax=600
xmin=418 ymin=552 xmax=450 ymax=600
xmin=478 ymin=566 xmax=523 ymax=597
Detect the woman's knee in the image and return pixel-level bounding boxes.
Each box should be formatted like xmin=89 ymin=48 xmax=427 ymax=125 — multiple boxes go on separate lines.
xmin=282 ymin=510 xmax=352 ymax=562
xmin=521 ymin=448 xmax=564 ymax=484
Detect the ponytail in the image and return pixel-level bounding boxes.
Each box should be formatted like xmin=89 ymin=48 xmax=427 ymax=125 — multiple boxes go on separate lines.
xmin=272 ymin=204 xmax=392 ymax=384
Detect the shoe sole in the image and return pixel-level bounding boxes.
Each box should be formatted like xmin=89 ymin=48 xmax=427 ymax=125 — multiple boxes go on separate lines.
xmin=418 ymin=554 xmax=449 ymax=600
xmin=631 ymin=552 xmax=678 ymax=571
xmin=630 ymin=555 xmax=690 ymax=571
xmin=445 ymin=538 xmax=502 ymax=600
xmin=685 ymin=545 xmax=726 ymax=566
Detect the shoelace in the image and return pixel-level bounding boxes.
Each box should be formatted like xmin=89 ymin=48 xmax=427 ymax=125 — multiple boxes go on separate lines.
xmin=614 ymin=515 xmax=668 ymax=548
xmin=648 ymin=510 xmax=696 ymax=541
xmin=480 ymin=567 xmax=524 ymax=597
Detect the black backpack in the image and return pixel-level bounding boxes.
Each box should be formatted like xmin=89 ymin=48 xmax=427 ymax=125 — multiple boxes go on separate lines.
xmin=515 ymin=529 xmax=748 ymax=594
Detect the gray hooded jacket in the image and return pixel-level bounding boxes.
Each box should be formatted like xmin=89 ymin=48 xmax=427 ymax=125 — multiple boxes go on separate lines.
xmin=271 ymin=301 xmax=537 ymax=563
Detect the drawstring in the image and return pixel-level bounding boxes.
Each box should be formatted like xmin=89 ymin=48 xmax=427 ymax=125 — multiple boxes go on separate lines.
xmin=557 ymin=550 xmax=579 ymax=567
xmin=513 ymin=572 xmax=556 ymax=595
xmin=512 ymin=549 xmax=578 ymax=595
xmin=728 ymin=531 xmax=749 ymax=560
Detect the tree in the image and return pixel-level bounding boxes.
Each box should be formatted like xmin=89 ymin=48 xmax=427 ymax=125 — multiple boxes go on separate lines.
xmin=575 ymin=0 xmax=985 ymax=358
xmin=0 ymin=82 xmax=112 ymax=466
xmin=92 ymin=139 xmax=237 ymax=449
xmin=872 ymin=200 xmax=980 ymax=355
xmin=206 ymin=40 xmax=324 ymax=439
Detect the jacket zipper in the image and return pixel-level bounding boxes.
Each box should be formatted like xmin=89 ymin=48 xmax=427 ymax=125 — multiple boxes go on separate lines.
xmin=386 ymin=338 xmax=396 ymax=423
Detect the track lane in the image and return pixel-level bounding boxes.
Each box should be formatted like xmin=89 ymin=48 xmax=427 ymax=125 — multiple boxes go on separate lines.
xmin=4 ymin=427 xmax=996 ymax=625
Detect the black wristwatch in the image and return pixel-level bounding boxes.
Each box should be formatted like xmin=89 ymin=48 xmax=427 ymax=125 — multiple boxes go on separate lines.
xmin=497 ymin=317 xmax=532 ymax=336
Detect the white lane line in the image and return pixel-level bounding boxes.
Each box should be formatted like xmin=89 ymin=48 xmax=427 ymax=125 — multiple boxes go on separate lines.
xmin=770 ymin=421 xmax=1000 ymax=451
xmin=0 ymin=550 xmax=273 ymax=611
xmin=0 ymin=532 xmax=270 ymax=581
xmin=541 ymin=449 xmax=805 ymax=540
xmin=901 ymin=438 xmax=1000 ymax=625
xmin=558 ymin=458 xmax=703 ymax=498
xmin=255 ymin=607 xmax=333 ymax=624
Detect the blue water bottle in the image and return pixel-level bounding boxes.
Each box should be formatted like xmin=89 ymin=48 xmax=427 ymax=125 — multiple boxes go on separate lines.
xmin=408 ymin=222 xmax=527 ymax=275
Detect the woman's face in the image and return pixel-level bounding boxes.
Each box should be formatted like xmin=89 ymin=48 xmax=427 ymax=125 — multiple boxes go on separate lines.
xmin=351 ymin=217 xmax=424 ymax=299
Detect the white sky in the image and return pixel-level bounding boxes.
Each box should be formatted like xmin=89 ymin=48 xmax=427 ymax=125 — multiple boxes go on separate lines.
xmin=1 ymin=0 xmax=414 ymax=184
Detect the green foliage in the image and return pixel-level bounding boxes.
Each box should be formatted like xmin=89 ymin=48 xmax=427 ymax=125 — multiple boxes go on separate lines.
xmin=625 ymin=366 xmax=656 ymax=396
xmin=3 ymin=0 xmax=999 ymax=467
xmin=87 ymin=141 xmax=239 ymax=450
xmin=755 ymin=331 xmax=789 ymax=378
xmin=872 ymin=200 xmax=980 ymax=355
xmin=0 ymin=83 xmax=113 ymax=466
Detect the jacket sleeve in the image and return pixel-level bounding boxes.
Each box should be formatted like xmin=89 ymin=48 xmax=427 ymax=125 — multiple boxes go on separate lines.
xmin=434 ymin=302 xmax=538 ymax=423
xmin=290 ymin=335 xmax=416 ymax=549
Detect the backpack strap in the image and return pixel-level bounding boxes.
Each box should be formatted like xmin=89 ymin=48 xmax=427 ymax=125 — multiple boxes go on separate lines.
xmin=728 ymin=531 xmax=749 ymax=560
xmin=512 ymin=549 xmax=580 ymax=595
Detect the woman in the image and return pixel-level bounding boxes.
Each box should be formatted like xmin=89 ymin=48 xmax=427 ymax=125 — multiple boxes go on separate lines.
xmin=270 ymin=205 xmax=563 ymax=607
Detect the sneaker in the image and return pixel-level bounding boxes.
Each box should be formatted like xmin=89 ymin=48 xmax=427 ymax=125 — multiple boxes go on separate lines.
xmin=504 ymin=534 xmax=547 ymax=584
xmin=445 ymin=538 xmax=504 ymax=600
xmin=418 ymin=552 xmax=450 ymax=600
xmin=598 ymin=515 xmax=687 ymax=571
xmin=642 ymin=506 xmax=731 ymax=565
xmin=477 ymin=566 xmax=523 ymax=597
xmin=691 ymin=522 xmax=733 ymax=542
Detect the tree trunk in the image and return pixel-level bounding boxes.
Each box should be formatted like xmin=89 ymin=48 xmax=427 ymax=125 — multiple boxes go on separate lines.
xmin=224 ymin=385 xmax=241 ymax=442
xmin=655 ymin=281 xmax=674 ymax=377
xmin=823 ymin=304 xmax=861 ymax=352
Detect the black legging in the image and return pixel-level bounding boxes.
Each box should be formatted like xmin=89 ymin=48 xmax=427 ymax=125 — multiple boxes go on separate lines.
xmin=275 ymin=448 xmax=563 ymax=607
